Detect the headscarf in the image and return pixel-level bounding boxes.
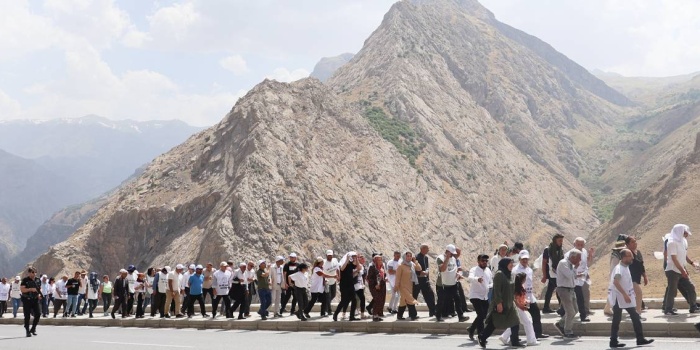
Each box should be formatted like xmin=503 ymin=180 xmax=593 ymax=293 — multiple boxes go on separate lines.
xmin=497 ymin=257 xmax=513 ymax=279
xmin=403 ymin=252 xmax=419 ymax=284
xmin=670 ymin=224 xmax=688 ymax=243
xmin=339 ymin=251 xmax=357 ymax=267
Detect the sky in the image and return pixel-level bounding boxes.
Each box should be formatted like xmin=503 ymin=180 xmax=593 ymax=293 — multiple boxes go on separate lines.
xmin=1 ymin=0 xmax=699 ymax=127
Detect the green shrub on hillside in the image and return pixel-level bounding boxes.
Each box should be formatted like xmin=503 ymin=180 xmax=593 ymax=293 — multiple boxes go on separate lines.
xmin=363 ymin=106 xmax=425 ymax=167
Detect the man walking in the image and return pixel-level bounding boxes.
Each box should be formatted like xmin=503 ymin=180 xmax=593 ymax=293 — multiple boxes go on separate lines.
xmin=467 ymin=254 xmax=492 ymax=340
xmin=664 ymin=224 xmax=698 ymax=315
xmin=65 ymin=271 xmax=81 ymax=317
xmin=323 ymin=250 xmax=340 ymax=316
xmin=111 ymin=269 xmax=130 ymax=319
xmin=609 ymin=249 xmax=654 ymax=347
xmin=435 ymin=244 xmax=468 ymax=323
xmin=413 ymin=244 xmax=436 ymax=317
xmin=270 ymin=256 xmax=285 ymax=317
xmin=20 ymin=267 xmax=42 ymax=337
xmin=257 ymin=260 xmax=272 ymax=320
xmin=541 ymin=233 xmax=564 ymax=314
xmin=212 ymin=262 xmax=232 ymax=319
xmin=626 ymin=236 xmax=648 ymax=316
xmin=387 ymin=251 xmax=401 ymax=314
xmin=554 ymin=249 xmax=580 ymax=338
xmin=186 ymin=265 xmax=207 ymax=318
xmin=280 ymin=253 xmax=299 ymax=315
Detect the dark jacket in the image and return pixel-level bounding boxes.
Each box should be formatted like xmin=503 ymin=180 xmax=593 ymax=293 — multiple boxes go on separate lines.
xmin=486 ymin=270 xmax=519 ymax=329
xmin=113 ymin=277 xmax=129 ymax=298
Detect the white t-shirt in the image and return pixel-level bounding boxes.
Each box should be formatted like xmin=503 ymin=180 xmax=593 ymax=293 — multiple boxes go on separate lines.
xmin=608 ymin=263 xmax=635 ymax=309
xmin=87 ymin=283 xmax=100 ymax=299
xmin=513 ymin=263 xmax=536 ymax=303
xmin=387 ymin=259 xmax=401 ymax=287
xmin=157 ymin=272 xmax=169 ymax=293
xmin=490 ymin=255 xmax=503 ymax=271
xmin=274 ymin=265 xmax=283 ymax=285
xmin=79 ymin=276 xmax=88 ymax=294
xmin=55 ymin=280 xmax=68 ymax=299
xmin=182 ymin=271 xmax=192 ymax=288
xmin=146 ymin=275 xmax=154 ymax=294
xmin=467 ymin=266 xmax=492 ymax=300
xmin=213 ymin=270 xmax=232 ymax=295
xmin=354 ymin=264 xmax=365 ymax=291
xmin=289 ymin=271 xmax=308 ymax=289
xmin=233 ymin=269 xmax=247 ymax=286
xmin=323 ymin=258 xmax=340 ymax=285
xmin=666 ymin=239 xmax=688 ymax=274
xmin=126 ymin=271 xmax=138 ymax=293
xmin=167 ymin=271 xmax=181 ymax=291
xmin=310 ymin=267 xmax=325 ymax=293
xmin=437 ymin=255 xmax=458 ymax=286
xmin=0 ymin=283 xmax=10 ymax=300
xmin=10 ymin=282 xmax=21 ymax=299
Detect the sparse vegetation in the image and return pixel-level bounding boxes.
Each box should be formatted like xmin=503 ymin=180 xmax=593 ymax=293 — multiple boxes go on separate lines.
xmin=362 ymin=105 xmax=426 ymax=168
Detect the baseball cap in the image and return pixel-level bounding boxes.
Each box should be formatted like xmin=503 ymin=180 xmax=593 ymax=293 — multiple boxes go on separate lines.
xmin=446 ymin=244 xmax=457 ymax=254
xmin=239 ymin=262 xmax=246 ymax=267
xmin=220 ymin=261 xmax=228 ymax=267
xmin=275 ymin=256 xmax=284 ymax=262
xmin=189 ymin=264 xmax=195 ymax=269
xmin=316 ymin=256 xmax=324 ymax=263
xmin=195 ymin=265 xmax=203 ymax=269
xmin=518 ymin=250 xmax=530 ymax=260
xmin=127 ymin=265 xmax=136 ymax=272
xmin=15 ymin=275 xmax=20 ymax=280
xmin=119 ymin=269 xmax=128 ymax=273
xmin=175 ymin=264 xmax=184 ymax=270
xmin=326 ymin=250 xmax=333 ymax=256
xmin=258 ymin=259 xmax=266 ymax=266
xmin=289 ymin=253 xmax=297 ymax=258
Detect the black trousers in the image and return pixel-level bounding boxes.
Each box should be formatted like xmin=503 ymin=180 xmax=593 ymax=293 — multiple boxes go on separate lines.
xmin=202 ymin=288 xmax=214 ymax=304
xmin=294 ymin=287 xmax=309 ymax=319
xmin=135 ymin=293 xmax=145 ymax=317
xmin=157 ymin=292 xmax=167 ymax=317
xmin=436 ymin=284 xmax=463 ymax=319
xmin=102 ymin=293 xmax=112 ymax=313
xmin=355 ymin=289 xmax=366 ymax=313
xmin=22 ymin=298 xmax=41 ymax=331
xmin=528 ymin=302 xmax=544 ymax=337
xmin=324 ymin=284 xmax=337 ymax=314
xmin=481 ymin=321 xmax=519 ymax=345
xmin=305 ymin=292 xmax=325 ymax=315
xmin=88 ymin=299 xmax=98 ymax=316
xmin=413 ymin=278 xmax=436 ymax=316
xmin=281 ymin=287 xmax=297 ymax=312
xmin=212 ymin=295 xmax=231 ymax=317
xmin=611 ymin=301 xmax=644 ymax=342
xmin=127 ymin=292 xmax=135 ymax=315
xmin=334 ymin=288 xmax=356 ymax=319
xmin=181 ymin=287 xmax=190 ymax=314
xmin=469 ymin=298 xmax=489 ymax=335
xmin=187 ymin=294 xmax=206 ymax=316
xmin=111 ymin=294 xmax=128 ymax=317
xmin=543 ymin=278 xmax=558 ymax=310
xmin=574 ymin=286 xmax=587 ymax=320
xmin=456 ymin=282 xmax=469 ymax=312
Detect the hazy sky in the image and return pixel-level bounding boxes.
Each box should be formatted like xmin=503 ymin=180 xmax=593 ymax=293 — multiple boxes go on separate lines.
xmin=1 ymin=0 xmax=699 ymax=126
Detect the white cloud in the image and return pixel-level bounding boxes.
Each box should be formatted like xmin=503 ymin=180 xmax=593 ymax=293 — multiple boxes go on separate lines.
xmin=0 ymin=1 xmax=59 ymax=62
xmin=42 ymin=0 xmax=132 ymax=49
xmin=0 ymin=90 xmax=22 ymax=120
xmin=266 ymin=68 xmax=310 ymax=83
xmin=146 ymin=2 xmax=201 ymax=46
xmin=220 ymin=55 xmax=249 ymax=75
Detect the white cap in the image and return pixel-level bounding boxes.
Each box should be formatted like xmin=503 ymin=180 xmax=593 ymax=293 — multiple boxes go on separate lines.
xmin=258 ymin=259 xmax=266 ymax=266
xmin=176 ymin=264 xmax=184 ymax=270
xmin=15 ymin=275 xmax=20 ymax=280
xmin=239 ymin=262 xmax=246 ymax=267
xmin=41 ymin=274 xmax=47 ymax=278
xmin=326 ymin=250 xmax=333 ymax=256
xmin=164 ymin=266 xmax=171 ymax=272
xmin=289 ymin=253 xmax=297 ymax=258
xmin=275 ymin=256 xmax=284 ymax=262
xmin=348 ymin=251 xmax=357 ymax=256
xmin=195 ymin=265 xmax=203 ymax=269
xmin=446 ymin=244 xmax=457 ymax=254
xmin=519 ymin=250 xmax=530 ymax=260
xmin=119 ymin=269 xmax=128 ymax=273
xmin=220 ymin=261 xmax=228 ymax=267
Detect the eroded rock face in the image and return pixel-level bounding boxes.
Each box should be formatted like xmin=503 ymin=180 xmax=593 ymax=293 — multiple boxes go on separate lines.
xmin=33 ymin=0 xmax=625 ymax=276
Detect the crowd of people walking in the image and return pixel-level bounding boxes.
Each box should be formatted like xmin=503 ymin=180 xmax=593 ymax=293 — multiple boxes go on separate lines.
xmin=2 ymin=223 xmax=699 ymax=347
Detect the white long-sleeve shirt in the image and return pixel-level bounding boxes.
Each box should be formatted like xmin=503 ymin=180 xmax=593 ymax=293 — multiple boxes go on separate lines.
xmin=513 ymin=263 xmax=537 ymax=303
xmin=556 ymin=259 xmax=576 ymax=288
xmin=468 ymin=266 xmax=493 ymax=300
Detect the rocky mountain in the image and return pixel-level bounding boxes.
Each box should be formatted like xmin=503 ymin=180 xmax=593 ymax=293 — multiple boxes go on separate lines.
xmin=310 ymin=53 xmax=355 ymax=82
xmin=587 ymin=133 xmax=700 ymax=298
xmin=0 ymin=150 xmax=82 ymax=267
xmin=30 ymin=0 xmax=638 ymax=277
xmin=0 ymin=116 xmax=201 ymax=274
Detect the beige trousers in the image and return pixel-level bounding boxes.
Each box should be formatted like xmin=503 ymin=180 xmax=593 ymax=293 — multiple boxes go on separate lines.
xmin=165 ymin=290 xmax=181 ymax=316
xmin=633 ymin=282 xmax=643 ymax=313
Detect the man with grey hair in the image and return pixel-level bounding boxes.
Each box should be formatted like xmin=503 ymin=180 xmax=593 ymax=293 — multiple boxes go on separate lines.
xmin=568 ymin=238 xmax=592 ymax=322
xmin=554 ymin=248 xmax=581 ymax=338
xmin=609 ymin=249 xmax=653 ymax=347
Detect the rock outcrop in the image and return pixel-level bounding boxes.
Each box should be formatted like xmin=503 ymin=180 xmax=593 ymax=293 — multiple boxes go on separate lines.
xmin=310 ymin=53 xmax=355 ymax=82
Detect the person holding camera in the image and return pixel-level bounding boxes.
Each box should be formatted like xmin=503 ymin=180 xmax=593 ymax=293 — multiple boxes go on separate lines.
xmin=334 ymin=252 xmax=359 ymax=321
xmin=435 ymin=244 xmax=468 ymax=322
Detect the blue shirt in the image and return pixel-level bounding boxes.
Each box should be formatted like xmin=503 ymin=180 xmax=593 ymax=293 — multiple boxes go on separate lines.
xmin=188 ymin=274 xmax=204 ymax=295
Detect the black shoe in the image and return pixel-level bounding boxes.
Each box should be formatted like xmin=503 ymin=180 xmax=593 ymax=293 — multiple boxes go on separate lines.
xmin=111 ymin=313 xmax=115 ymax=319
xmin=542 ymin=308 xmax=555 ymax=314
xmin=30 ymin=329 xmax=37 ymax=336
xmin=333 ymin=315 xmax=338 ymax=322
xmin=694 ymin=322 xmax=700 ymax=334
xmin=435 ymin=317 xmax=444 ymax=322
xmin=690 ymin=308 xmax=699 ymax=314
xmin=536 ymin=334 xmax=550 ymax=339
xmin=238 ymin=315 xmax=245 ymax=320
xmin=26 ymin=331 xmax=32 ymax=338
xmin=610 ymin=341 xmax=626 ymax=348
xmin=563 ymin=333 xmax=578 ymax=338
xmin=580 ymin=317 xmax=590 ymax=322
xmin=556 ymin=309 xmax=564 ymax=316
xmin=458 ymin=316 xmax=469 ymax=322
xmin=554 ymin=322 xmax=565 ymax=336
xmin=202 ymin=314 xmax=210 ymax=317
xmin=280 ymin=308 xmax=287 ymax=313
xmin=511 ymin=341 xmax=526 ymax=348
xmin=396 ymin=315 xmax=406 ymax=320
xmin=478 ymin=335 xmax=487 ymax=348
xmin=637 ymin=339 xmax=654 ymax=346
xmin=304 ymin=313 xmax=311 ymax=319
xmin=664 ymin=310 xmax=678 ymax=316
xmin=349 ymin=317 xmax=359 ymax=321
xmin=468 ymin=327 xmax=475 ymax=340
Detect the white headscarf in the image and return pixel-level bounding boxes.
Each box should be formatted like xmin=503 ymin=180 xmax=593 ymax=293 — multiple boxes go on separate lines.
xmin=339 ymin=251 xmax=357 ymax=266
xmin=670 ymin=224 xmax=689 ymax=243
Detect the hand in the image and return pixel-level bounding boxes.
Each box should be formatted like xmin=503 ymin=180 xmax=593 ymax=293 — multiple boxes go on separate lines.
xmin=445 ymin=251 xmax=452 ymax=258
xmin=623 ymin=295 xmax=631 ymax=304
xmin=376 ymin=285 xmax=380 ymax=291
xmin=496 ymin=303 xmax=503 ymax=313
xmin=541 ymin=276 xmax=547 ymax=283
xmin=682 ymin=270 xmax=689 ymax=279
xmin=478 ymin=277 xmax=483 ymax=283
xmin=643 ymin=277 xmax=648 ymax=286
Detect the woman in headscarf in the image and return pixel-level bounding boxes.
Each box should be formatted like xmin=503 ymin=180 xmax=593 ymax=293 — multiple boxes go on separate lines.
xmin=395 ymin=251 xmax=422 ymax=321
xmin=367 ymin=253 xmax=387 ymax=322
xmin=334 ymin=252 xmax=359 ymax=321
xmin=478 ymin=257 xmax=521 ymax=348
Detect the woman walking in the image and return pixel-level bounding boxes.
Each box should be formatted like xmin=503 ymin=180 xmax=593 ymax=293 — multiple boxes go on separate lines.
xmin=367 ymin=253 xmax=387 ymax=322
xmin=86 ymin=272 xmax=100 ymax=318
xmin=354 ymin=254 xmax=368 ymax=319
xmin=395 ymin=251 xmax=422 ymax=320
xmin=99 ymin=275 xmax=113 ymax=316
xmin=478 ymin=257 xmax=521 ymax=348
xmin=499 ymin=272 xmax=539 ymax=346
xmin=334 ymin=252 xmax=359 ymax=321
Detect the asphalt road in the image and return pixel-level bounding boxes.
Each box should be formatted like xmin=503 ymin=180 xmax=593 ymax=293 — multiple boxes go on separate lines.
xmin=1 ymin=325 xmax=698 ymax=349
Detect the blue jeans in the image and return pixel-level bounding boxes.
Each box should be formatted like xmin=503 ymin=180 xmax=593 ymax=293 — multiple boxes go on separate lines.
xmin=12 ymin=298 xmax=21 ymax=317
xmin=258 ymin=289 xmax=272 ymax=317
xmin=66 ymin=295 xmax=79 ymax=315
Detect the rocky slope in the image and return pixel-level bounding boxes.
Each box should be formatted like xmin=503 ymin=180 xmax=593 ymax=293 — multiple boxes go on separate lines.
xmin=29 ymin=0 xmax=638 ymax=276
xmin=310 ymin=53 xmax=355 ymax=82
xmin=587 ymin=133 xmax=700 ymax=297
